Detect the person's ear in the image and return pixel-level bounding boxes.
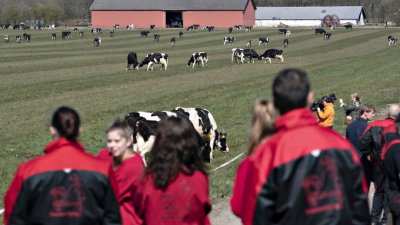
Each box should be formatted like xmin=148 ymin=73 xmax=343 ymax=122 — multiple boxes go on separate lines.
xmin=127 ymin=135 xmax=134 ymax=148
xmin=49 ymin=126 xmax=59 ymax=139
xmin=307 ymin=91 xmax=314 ymax=107
xmin=79 ymin=127 xmax=83 ymax=135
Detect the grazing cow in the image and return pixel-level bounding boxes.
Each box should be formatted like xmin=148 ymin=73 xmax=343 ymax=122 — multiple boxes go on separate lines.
xmin=344 ymin=24 xmax=353 ymax=30
xmin=245 ymin=26 xmax=252 ymax=31
xmin=110 ymin=30 xmax=115 ymax=37
xmin=229 ymin=27 xmax=233 ymax=33
xmin=79 ymin=31 xmax=84 ymax=38
xmin=125 ymin=111 xmax=210 ymax=162
xmin=16 ymin=35 xmax=21 ymax=43
xmin=324 ymin=32 xmax=332 ymax=40
xmin=73 ymin=28 xmax=78 ymax=32
xmin=170 ymin=37 xmax=176 ymax=47
xmin=223 ymin=36 xmax=235 ymax=45
xmin=206 ymin=26 xmax=215 ymax=32
xmin=126 ymin=24 xmax=134 ymax=30
xmin=258 ymin=37 xmax=269 ymax=46
xmin=233 ymin=48 xmax=260 ymax=64
xmin=283 ymin=38 xmax=289 ymax=48
xmin=278 ymin=28 xmax=287 ymax=34
xmin=51 ymin=33 xmax=56 ymax=40
xmin=388 ymin=36 xmax=398 ymax=46
xmin=153 ymin=34 xmax=160 ymax=41
xmin=23 ymin=33 xmax=29 ymax=40
xmin=4 ymin=34 xmax=9 ymax=43
xmin=150 ymin=24 xmax=155 ymax=29
xmin=315 ymin=28 xmax=326 ymax=35
xmin=285 ymin=30 xmax=291 ymax=38
xmin=260 ymin=49 xmax=284 ymax=64
xmin=139 ymin=53 xmax=168 ymax=71
xmin=140 ymin=31 xmax=150 ymax=37
xmin=113 ymin=24 xmax=120 ymax=29
xmin=179 ymin=31 xmax=184 ymax=38
xmin=187 ymin=52 xmax=208 ymax=68
xmin=24 ymin=34 xmax=31 ymax=42
xmin=127 ymin=52 xmax=139 ymax=70
xmin=61 ymin=31 xmax=71 ymax=39
xmin=246 ymin=40 xmax=252 ymax=48
xmin=91 ymin=28 xmax=102 ymax=34
xmin=234 ymin=25 xmax=242 ymax=30
xmin=187 ymin=24 xmax=200 ymax=31
xmin=172 ymin=107 xmax=229 ymax=161
xmin=93 ymin=37 xmax=101 ymax=46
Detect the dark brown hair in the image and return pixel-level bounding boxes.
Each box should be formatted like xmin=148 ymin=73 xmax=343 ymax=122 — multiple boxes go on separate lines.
xmin=51 ymin=106 xmax=80 ymax=141
xmin=145 ymin=116 xmax=206 ymax=189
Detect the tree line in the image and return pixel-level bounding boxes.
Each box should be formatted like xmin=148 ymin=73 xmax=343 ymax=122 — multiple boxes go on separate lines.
xmin=0 ymin=0 xmax=399 ymax=26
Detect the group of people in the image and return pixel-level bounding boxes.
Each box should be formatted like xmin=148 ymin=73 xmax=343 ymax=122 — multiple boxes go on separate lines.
xmin=4 ymin=67 xmax=400 ymax=225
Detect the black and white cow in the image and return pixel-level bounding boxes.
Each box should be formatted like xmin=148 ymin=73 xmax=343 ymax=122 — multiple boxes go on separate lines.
xmin=324 ymin=32 xmax=332 ymax=40
xmin=234 ymin=25 xmax=242 ymax=30
xmin=110 ymin=30 xmax=115 ymax=37
xmin=91 ymin=28 xmax=102 ymax=34
xmin=187 ymin=52 xmax=208 ymax=68
xmin=388 ymin=36 xmax=398 ymax=46
xmin=315 ymin=28 xmax=326 ymax=35
xmin=61 ymin=31 xmax=71 ymax=39
xmin=170 ymin=37 xmax=176 ymax=47
xmin=284 ymin=30 xmax=291 ymax=38
xmin=140 ymin=31 xmax=150 ymax=37
xmin=93 ymin=37 xmax=101 ymax=46
xmin=127 ymin=52 xmax=139 ymax=70
xmin=245 ymin=26 xmax=252 ymax=32
xmin=260 ymin=49 xmax=284 ymax=64
xmin=153 ymin=34 xmax=160 ymax=41
xmin=283 ymin=38 xmax=289 ymax=48
xmin=179 ymin=31 xmax=184 ymax=38
xmin=187 ymin=24 xmax=200 ymax=31
xmin=224 ymin=36 xmax=235 ymax=45
xmin=24 ymin=34 xmax=31 ymax=42
xmin=73 ymin=28 xmax=78 ymax=32
xmin=172 ymin=107 xmax=229 ymax=161
xmin=113 ymin=24 xmax=120 ymax=29
xmin=139 ymin=53 xmax=168 ymax=71
xmin=278 ymin=28 xmax=287 ymax=34
xmin=205 ymin=26 xmax=215 ymax=32
xmin=16 ymin=35 xmax=21 ymax=43
xmin=232 ymin=48 xmax=260 ymax=63
xmin=79 ymin=31 xmax=84 ymax=38
xmin=51 ymin=33 xmax=56 ymax=40
xmin=125 ymin=111 xmax=211 ymax=162
xmin=258 ymin=37 xmax=269 ymax=46
xmin=4 ymin=34 xmax=9 ymax=43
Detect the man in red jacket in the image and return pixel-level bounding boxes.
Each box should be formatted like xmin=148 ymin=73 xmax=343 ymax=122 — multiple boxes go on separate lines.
xmin=231 ymin=68 xmax=370 ymax=225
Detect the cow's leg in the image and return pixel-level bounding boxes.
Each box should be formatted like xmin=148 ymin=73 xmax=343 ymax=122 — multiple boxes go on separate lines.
xmin=147 ymin=63 xmax=151 ymax=71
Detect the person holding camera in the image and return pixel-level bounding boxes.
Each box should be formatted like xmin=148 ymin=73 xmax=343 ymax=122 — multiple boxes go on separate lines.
xmin=339 ymin=93 xmax=361 ymax=125
xmin=316 ymin=96 xmax=335 ymax=128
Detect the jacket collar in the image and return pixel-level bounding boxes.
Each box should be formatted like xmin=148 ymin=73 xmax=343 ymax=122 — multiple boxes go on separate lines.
xmin=275 ymin=108 xmax=318 ymax=131
xmin=44 ymin=137 xmax=85 ymax=154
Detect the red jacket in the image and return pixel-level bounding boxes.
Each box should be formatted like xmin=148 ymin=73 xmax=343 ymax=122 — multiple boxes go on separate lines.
xmin=4 ymin=138 xmax=121 ymax=225
xmin=231 ymin=108 xmax=369 ymax=225
xmin=98 ymin=149 xmax=145 ymax=225
xmin=133 ymin=171 xmax=211 ymax=225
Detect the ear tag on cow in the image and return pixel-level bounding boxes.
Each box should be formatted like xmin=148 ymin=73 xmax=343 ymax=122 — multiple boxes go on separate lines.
xmin=311 ymin=150 xmax=321 ymax=157
xmin=63 ymin=168 xmax=72 ymax=173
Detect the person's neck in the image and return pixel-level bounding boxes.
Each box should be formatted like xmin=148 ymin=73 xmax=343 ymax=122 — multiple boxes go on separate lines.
xmin=113 ymin=150 xmax=134 ymax=168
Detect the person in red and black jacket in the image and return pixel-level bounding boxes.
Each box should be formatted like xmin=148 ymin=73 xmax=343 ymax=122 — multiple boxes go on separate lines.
xmin=98 ymin=118 xmax=145 ymax=225
xmin=3 ymin=106 xmax=122 ymax=225
xmin=231 ymin=68 xmax=370 ymax=225
xmin=360 ymin=104 xmax=399 ymax=225
xmin=133 ymin=116 xmax=211 ymax=225
xmin=379 ymin=113 xmax=400 ymax=151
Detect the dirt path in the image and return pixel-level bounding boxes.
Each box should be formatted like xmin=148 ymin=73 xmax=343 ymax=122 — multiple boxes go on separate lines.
xmin=209 ymin=197 xmax=241 ymax=225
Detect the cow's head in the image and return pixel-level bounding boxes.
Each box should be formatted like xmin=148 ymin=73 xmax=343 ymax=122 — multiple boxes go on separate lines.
xmin=215 ymin=130 xmax=229 ymax=153
xmin=187 ymin=55 xmax=195 ymax=67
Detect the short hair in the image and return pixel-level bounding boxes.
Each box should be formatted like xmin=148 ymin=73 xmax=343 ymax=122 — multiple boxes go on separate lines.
xmin=359 ymin=104 xmax=375 ymax=116
xmin=273 ymin=68 xmax=310 ymax=114
xmin=388 ymin=104 xmax=400 ymax=119
xmin=106 ymin=117 xmax=133 ymax=140
xmin=51 ymin=106 xmax=80 ymax=142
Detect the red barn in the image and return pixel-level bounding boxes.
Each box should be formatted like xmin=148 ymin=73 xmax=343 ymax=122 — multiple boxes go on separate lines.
xmin=90 ymin=0 xmax=256 ymax=29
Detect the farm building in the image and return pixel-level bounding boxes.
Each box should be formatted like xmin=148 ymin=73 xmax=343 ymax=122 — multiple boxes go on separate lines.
xmin=90 ymin=0 xmax=256 ymax=29
xmin=255 ymin=6 xmax=366 ymax=27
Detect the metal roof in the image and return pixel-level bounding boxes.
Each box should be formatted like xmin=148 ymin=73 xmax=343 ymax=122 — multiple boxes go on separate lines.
xmin=90 ymin=0 xmax=255 ymax=11
xmin=256 ymin=6 xmax=365 ymax=20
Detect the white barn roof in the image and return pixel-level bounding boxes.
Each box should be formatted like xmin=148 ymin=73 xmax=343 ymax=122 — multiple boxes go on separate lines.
xmin=256 ymin=6 xmax=365 ymax=20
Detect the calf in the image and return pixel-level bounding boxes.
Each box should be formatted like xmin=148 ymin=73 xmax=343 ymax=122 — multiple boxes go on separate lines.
xmin=51 ymin=33 xmax=56 ymax=40
xmin=140 ymin=31 xmax=150 ymax=37
xmin=223 ymin=36 xmax=235 ymax=45
xmin=170 ymin=37 xmax=176 ymax=47
xmin=93 ymin=37 xmax=101 ymax=46
xmin=139 ymin=53 xmax=168 ymax=71
xmin=260 ymin=49 xmax=284 ymax=64
xmin=315 ymin=28 xmax=326 ymax=35
xmin=79 ymin=31 xmax=84 ymax=38
xmin=258 ymin=37 xmax=269 ymax=46
xmin=110 ymin=30 xmax=115 ymax=37
xmin=153 ymin=34 xmax=160 ymax=41
xmin=4 ymin=34 xmax=9 ymax=43
xmin=388 ymin=36 xmax=398 ymax=46
xmin=179 ymin=31 xmax=183 ymax=38
xmin=61 ymin=31 xmax=71 ymax=39
xmin=324 ymin=32 xmax=332 ymax=40
xmin=233 ymin=48 xmax=260 ymax=64
xmin=283 ymin=38 xmax=289 ymax=48
xmin=246 ymin=40 xmax=252 ymax=48
xmin=187 ymin=52 xmax=208 ymax=68
xmin=344 ymin=24 xmax=352 ymax=30
xmin=127 ymin=52 xmax=139 ymax=70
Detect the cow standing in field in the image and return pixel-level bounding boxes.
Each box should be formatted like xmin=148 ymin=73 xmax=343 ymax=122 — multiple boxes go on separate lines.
xmin=127 ymin=52 xmax=139 ymax=70
xmin=150 ymin=24 xmax=155 ymax=29
xmin=179 ymin=31 xmax=184 ymax=38
xmin=232 ymin=48 xmax=260 ymax=64
xmin=234 ymin=25 xmax=242 ymax=30
xmin=388 ymin=35 xmax=398 ymax=46
xmin=205 ymin=26 xmax=215 ymax=32
xmin=229 ymin=27 xmax=233 ymax=33
xmin=16 ymin=35 xmax=21 ymax=43
xmin=324 ymin=32 xmax=332 ymax=40
xmin=344 ymin=24 xmax=353 ymax=30
xmin=140 ymin=31 xmax=150 ymax=37
xmin=91 ymin=28 xmax=102 ymax=34
xmin=315 ymin=28 xmax=326 ymax=35
xmin=51 ymin=33 xmax=56 ymax=40
xmin=61 ymin=31 xmax=71 ymax=39
xmin=224 ymin=36 xmax=235 ymax=45
xmin=258 ymin=37 xmax=269 ymax=46
xmin=4 ymin=34 xmax=9 ymax=43
xmin=93 ymin=37 xmax=101 ymax=46
xmin=110 ymin=30 xmax=115 ymax=37
xmin=170 ymin=37 xmax=176 ymax=47
xmin=278 ymin=28 xmax=287 ymax=34
xmin=246 ymin=40 xmax=252 ymax=48
xmin=79 ymin=31 xmax=84 ymax=38
xmin=154 ymin=34 xmax=160 ymax=41
xmin=187 ymin=52 xmax=208 ymax=68
xmin=283 ymin=38 xmax=289 ymax=48
xmin=139 ymin=53 xmax=168 ymax=71
xmin=284 ymin=30 xmax=291 ymax=38
xmin=245 ymin=26 xmax=252 ymax=31
xmin=260 ymin=49 xmax=284 ymax=64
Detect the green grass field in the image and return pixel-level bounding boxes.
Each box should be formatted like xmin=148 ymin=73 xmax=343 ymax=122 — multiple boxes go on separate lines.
xmin=0 ymin=27 xmax=400 ymax=212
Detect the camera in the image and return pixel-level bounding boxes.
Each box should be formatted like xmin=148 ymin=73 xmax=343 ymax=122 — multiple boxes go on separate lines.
xmin=311 ymin=93 xmax=336 ymax=112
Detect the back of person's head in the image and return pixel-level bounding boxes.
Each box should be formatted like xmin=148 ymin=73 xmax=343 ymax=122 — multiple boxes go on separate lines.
xmin=359 ymin=104 xmax=375 ymax=116
xmin=273 ymin=68 xmax=310 ymax=114
xmin=146 ymin=116 xmax=205 ymax=189
xmin=106 ymin=117 xmax=133 ymax=140
xmin=51 ymin=106 xmax=80 ymax=142
xmin=388 ymin=104 xmax=400 ymax=119
xmin=247 ymin=99 xmax=279 ymax=155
